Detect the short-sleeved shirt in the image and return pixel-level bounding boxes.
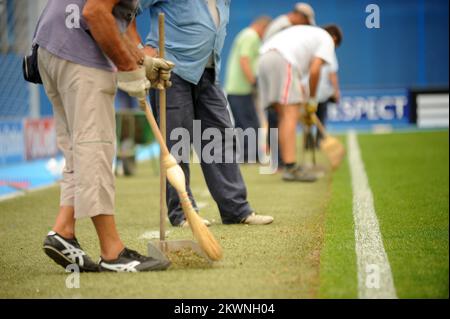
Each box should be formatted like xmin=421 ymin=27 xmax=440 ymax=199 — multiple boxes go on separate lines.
xmin=224 ymin=28 xmax=261 ymax=95
xmin=317 ymin=55 xmax=339 ymax=103
xmin=34 ymin=0 xmax=139 ymax=72
xmin=138 ymin=0 xmax=231 ymax=85
xmin=260 ymin=26 xmax=335 ymax=78
xmin=263 ymin=15 xmax=291 ymax=42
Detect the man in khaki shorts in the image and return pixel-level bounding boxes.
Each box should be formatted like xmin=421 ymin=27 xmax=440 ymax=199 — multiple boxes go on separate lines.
xmin=258 ymin=25 xmax=343 ymax=182
xmin=263 ymin=3 xmax=316 ymax=169
xmin=35 ymin=0 xmax=174 ymax=272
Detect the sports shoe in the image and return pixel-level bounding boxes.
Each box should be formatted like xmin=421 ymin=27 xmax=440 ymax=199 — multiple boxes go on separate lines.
xmin=283 ymin=166 xmax=318 ymax=182
xmin=242 ymin=212 xmax=274 ymax=225
xmin=99 ymin=248 xmax=170 ymax=272
xmin=43 ymin=231 xmax=99 ymax=272
xmin=180 ymin=218 xmax=211 ymax=228
xmin=294 ymin=164 xmax=328 ymax=178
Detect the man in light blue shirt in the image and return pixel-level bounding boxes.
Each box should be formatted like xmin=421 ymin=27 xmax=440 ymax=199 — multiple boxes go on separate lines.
xmin=139 ymin=0 xmax=228 ymax=84
xmin=138 ymin=0 xmax=274 ymax=227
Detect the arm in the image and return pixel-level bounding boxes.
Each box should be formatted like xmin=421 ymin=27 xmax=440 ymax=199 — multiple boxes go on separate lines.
xmin=126 ymin=20 xmax=142 ymax=44
xmin=83 ymin=0 xmax=137 ymax=71
xmin=238 ymin=32 xmax=259 ymax=85
xmin=330 ymin=71 xmax=341 ymax=103
xmin=123 ymin=20 xmax=145 ymax=65
xmin=144 ymin=46 xmax=159 ymax=58
xmin=240 ymin=57 xmax=256 ymax=85
xmin=308 ymin=57 xmax=325 ymax=99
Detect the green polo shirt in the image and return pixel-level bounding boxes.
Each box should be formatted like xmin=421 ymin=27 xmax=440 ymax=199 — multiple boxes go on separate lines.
xmin=225 ymin=28 xmax=261 ymax=95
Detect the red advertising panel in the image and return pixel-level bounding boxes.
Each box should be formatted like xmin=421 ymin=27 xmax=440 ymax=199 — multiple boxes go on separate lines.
xmin=24 ymin=118 xmax=58 ymax=160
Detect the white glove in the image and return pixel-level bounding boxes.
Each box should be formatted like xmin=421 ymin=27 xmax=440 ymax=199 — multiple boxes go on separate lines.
xmin=143 ymin=55 xmax=175 ymax=89
xmin=117 ymin=67 xmax=150 ymax=99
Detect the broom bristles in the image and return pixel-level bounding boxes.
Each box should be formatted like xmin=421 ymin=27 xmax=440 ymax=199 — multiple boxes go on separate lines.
xmin=321 ymin=136 xmax=346 ymax=170
xmin=164 ymin=156 xmax=223 ymax=261
xmin=181 ymin=197 xmax=223 ymax=261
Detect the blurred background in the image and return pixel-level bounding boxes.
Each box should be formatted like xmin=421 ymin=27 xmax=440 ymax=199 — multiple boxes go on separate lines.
xmin=0 ymin=0 xmax=449 ymax=196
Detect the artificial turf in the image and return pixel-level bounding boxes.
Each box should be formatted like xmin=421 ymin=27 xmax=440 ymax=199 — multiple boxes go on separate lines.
xmin=0 ymin=158 xmax=331 ymax=298
xmin=319 ymin=130 xmax=449 ymax=298
xmin=318 ymin=138 xmax=358 ymax=299
xmin=0 ymin=130 xmax=448 ymax=299
xmin=358 ymin=130 xmax=449 ymax=298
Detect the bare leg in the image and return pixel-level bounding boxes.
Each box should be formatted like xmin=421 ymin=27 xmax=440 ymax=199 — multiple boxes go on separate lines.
xmin=53 ymin=206 xmax=76 ymax=239
xmin=92 ymin=215 xmax=125 ymax=260
xmin=277 ymin=104 xmax=300 ymax=164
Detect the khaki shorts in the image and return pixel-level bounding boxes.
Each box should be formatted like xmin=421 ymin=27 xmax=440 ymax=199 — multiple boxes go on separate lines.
xmin=38 ymin=47 xmax=117 ymax=219
xmin=257 ymin=50 xmax=305 ymax=109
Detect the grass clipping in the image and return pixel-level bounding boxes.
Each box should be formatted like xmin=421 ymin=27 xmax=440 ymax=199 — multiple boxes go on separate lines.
xmin=167 ymin=248 xmax=213 ymax=269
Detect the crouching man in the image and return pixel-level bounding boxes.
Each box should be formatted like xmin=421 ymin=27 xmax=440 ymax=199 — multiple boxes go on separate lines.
xmin=258 ymin=25 xmax=343 ymax=182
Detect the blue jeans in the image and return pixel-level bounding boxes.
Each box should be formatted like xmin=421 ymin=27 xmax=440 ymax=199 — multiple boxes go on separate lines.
xmin=227 ymin=94 xmax=261 ymax=163
xmin=151 ymin=70 xmax=253 ymax=226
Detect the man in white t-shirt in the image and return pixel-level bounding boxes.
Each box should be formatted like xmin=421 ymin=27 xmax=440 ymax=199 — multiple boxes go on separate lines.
xmin=263 ymin=2 xmax=316 ymax=42
xmin=258 ymin=25 xmax=343 ymax=182
xmin=263 ymin=3 xmax=316 ymax=169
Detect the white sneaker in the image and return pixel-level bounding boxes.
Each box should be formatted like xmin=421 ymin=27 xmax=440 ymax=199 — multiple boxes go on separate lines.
xmin=180 ymin=218 xmax=211 ymax=228
xmin=242 ymin=213 xmax=274 ymax=225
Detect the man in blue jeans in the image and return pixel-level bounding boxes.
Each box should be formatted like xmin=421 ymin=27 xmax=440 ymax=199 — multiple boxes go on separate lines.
xmin=138 ymin=0 xmax=273 ymax=227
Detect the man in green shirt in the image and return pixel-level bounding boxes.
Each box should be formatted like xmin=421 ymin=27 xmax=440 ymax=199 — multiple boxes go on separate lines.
xmin=225 ymin=16 xmax=271 ymax=162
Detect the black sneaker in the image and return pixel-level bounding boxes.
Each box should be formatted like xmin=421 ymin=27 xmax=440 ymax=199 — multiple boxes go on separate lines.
xmin=43 ymin=231 xmax=99 ymax=272
xmin=99 ymin=248 xmax=171 ymax=272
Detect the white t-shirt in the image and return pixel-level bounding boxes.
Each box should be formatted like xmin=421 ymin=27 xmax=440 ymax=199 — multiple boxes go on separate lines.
xmin=263 ymin=15 xmax=292 ymax=42
xmin=261 ymin=26 xmax=336 ymax=78
xmin=317 ymin=55 xmax=339 ymax=102
xmin=301 ymin=53 xmax=339 ymax=102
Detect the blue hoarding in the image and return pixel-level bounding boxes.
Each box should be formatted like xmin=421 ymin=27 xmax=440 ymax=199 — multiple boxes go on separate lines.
xmin=327 ymin=88 xmax=410 ymax=129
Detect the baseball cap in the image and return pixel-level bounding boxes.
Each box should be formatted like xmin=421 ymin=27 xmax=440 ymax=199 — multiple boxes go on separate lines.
xmin=294 ymin=3 xmax=316 ymax=26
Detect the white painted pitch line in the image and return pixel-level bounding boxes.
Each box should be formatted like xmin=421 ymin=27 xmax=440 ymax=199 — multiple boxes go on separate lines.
xmin=140 ymin=230 xmax=170 ymax=240
xmin=347 ymin=131 xmax=398 ymax=299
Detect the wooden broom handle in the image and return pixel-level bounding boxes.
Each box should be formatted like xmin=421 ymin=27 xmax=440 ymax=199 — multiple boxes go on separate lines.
xmin=139 ymin=99 xmax=170 ymax=157
xmin=158 ymin=13 xmax=167 ymax=241
xmin=312 ymin=113 xmax=328 ymax=139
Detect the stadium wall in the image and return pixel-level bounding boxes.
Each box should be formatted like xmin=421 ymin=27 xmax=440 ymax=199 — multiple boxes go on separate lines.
xmin=215 ymin=0 xmax=449 ymax=89
xmin=1 ymin=0 xmax=449 ymax=166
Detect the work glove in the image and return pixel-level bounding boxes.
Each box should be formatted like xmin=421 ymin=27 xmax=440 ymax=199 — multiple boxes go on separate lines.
xmin=300 ymin=113 xmax=316 ymax=126
xmin=306 ymin=98 xmax=319 ymax=115
xmin=143 ymin=55 xmax=175 ymax=90
xmin=299 ymin=103 xmax=316 ymax=127
xmin=117 ymin=67 xmax=150 ymax=100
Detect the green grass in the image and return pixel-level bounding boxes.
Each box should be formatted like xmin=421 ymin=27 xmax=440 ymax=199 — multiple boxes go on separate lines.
xmin=0 ymin=160 xmax=331 ymax=298
xmin=318 ymin=138 xmax=358 ymax=298
xmin=358 ymin=131 xmax=449 ymax=299
xmin=319 ymin=130 xmax=449 ymax=299
xmin=1 ymin=130 xmax=448 ymax=298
